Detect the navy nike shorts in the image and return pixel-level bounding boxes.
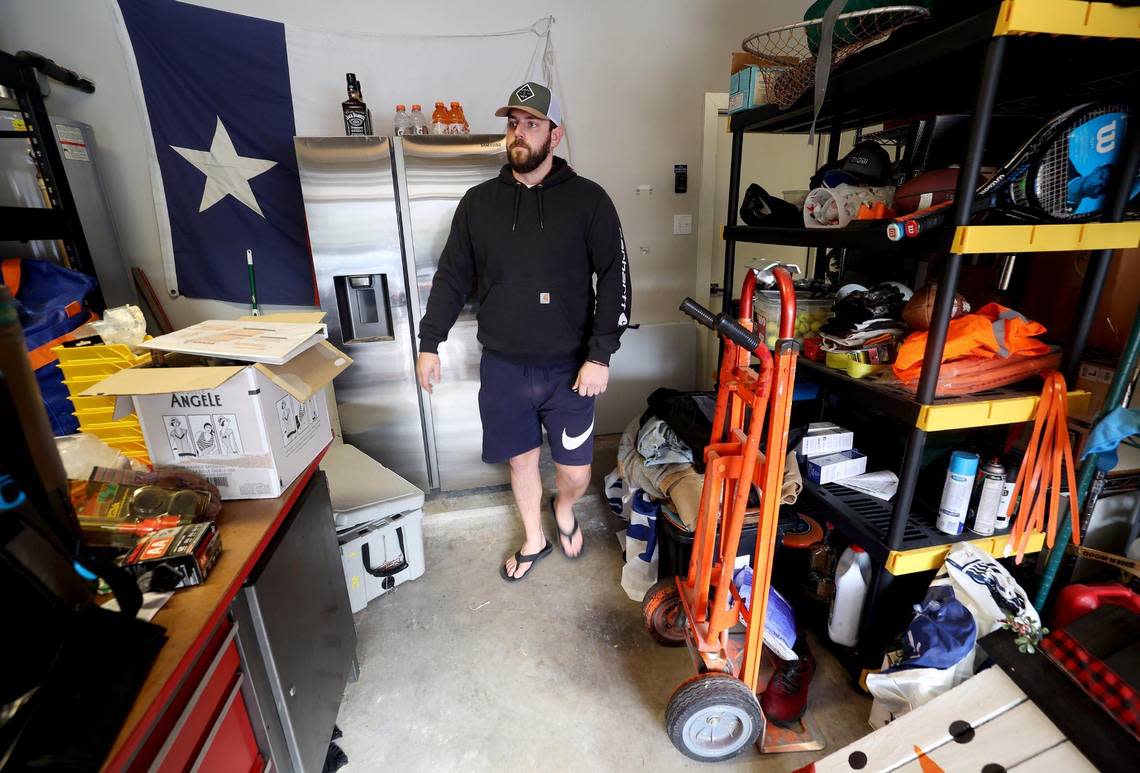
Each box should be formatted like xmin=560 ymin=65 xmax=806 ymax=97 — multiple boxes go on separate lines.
xmin=478 ymin=352 xmax=595 ymax=466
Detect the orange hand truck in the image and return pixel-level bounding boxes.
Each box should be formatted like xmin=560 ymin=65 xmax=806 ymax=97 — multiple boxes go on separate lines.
xmin=642 ymin=264 xmax=800 ymax=762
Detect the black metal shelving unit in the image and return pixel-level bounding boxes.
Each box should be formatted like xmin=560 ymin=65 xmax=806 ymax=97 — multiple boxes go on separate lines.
xmin=718 ymin=1 xmax=1140 ymax=671
xmin=0 ymin=49 xmax=104 ymax=310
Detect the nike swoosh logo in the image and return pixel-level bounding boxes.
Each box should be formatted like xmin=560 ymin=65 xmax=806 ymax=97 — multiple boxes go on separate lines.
xmin=561 ymin=420 xmax=594 ymax=451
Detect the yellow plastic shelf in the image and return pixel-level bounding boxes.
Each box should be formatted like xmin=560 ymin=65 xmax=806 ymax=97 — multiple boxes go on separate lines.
xmin=886 ymin=531 xmax=1047 ymax=575
xmin=952 ymin=222 xmax=1140 ymax=254
xmin=994 ymin=0 xmax=1140 ymax=39
xmin=917 ymin=390 xmax=1090 ymax=431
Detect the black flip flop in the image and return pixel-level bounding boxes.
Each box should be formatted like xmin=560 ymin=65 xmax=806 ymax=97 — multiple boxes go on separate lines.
xmin=551 ymin=495 xmax=585 ymax=560
xmin=499 ymin=540 xmax=553 ymax=582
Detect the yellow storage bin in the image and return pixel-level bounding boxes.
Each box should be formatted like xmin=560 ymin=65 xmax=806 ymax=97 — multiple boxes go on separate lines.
xmin=75 ymin=406 xmax=141 ymax=429
xmin=55 ymin=341 xmax=151 ymax=367
xmin=69 ymin=394 xmax=115 ymax=413
xmin=81 ymin=422 xmax=145 ymax=443
xmin=56 ymin=342 xmax=151 ymax=381
xmin=56 ymin=342 xmax=154 ymax=466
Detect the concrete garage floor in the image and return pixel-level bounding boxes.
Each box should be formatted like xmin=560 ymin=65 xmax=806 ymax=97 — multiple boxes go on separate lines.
xmin=336 ymin=436 xmax=870 ymax=771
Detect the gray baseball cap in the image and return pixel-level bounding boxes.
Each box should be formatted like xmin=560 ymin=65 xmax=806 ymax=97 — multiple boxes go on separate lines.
xmin=495 ymin=81 xmax=562 ymax=127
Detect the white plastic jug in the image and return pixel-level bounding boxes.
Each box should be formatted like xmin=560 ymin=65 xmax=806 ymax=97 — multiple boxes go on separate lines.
xmin=828 ymin=544 xmax=871 ymax=647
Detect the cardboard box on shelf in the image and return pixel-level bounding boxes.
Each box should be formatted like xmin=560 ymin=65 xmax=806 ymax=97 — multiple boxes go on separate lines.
xmin=730 ymin=51 xmax=766 ymax=74
xmin=729 ymin=66 xmax=767 ymax=113
xmin=805 ymin=449 xmax=868 ymax=485
xmin=1072 ymin=358 xmax=1139 ymax=424
xmin=797 ymin=421 xmax=855 ymax=458
xmin=82 ymin=338 xmax=352 ymax=500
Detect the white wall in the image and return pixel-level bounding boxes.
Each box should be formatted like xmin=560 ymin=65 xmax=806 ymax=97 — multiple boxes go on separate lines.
xmin=1 ymin=0 xmax=808 ymax=329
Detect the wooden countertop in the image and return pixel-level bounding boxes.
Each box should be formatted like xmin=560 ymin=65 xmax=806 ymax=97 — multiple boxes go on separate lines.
xmin=103 ymin=457 xmax=323 ymax=770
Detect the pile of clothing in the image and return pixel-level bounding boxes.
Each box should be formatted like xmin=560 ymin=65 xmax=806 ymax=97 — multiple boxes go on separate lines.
xmin=817 ymin=282 xmax=911 ymax=369
xmin=611 ymin=388 xmax=805 ymax=530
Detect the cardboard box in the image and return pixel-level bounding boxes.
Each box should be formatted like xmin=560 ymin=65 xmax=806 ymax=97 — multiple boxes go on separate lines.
xmin=806 ymin=449 xmax=868 ymax=485
xmin=141 ymin=319 xmax=328 ymax=365
xmin=729 ymin=65 xmax=768 ymax=113
xmin=731 ymin=51 xmax=766 ymax=74
xmin=798 ymin=422 xmax=855 ymax=458
xmin=1073 ymin=359 xmax=1139 ymax=423
xmin=83 ymin=340 xmax=351 ymax=500
xmin=123 ymin=522 xmax=221 ymax=591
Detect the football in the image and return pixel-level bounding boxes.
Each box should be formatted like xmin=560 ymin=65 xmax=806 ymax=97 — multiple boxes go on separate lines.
xmin=893 ymin=168 xmax=961 ymax=215
xmin=903 ymin=283 xmax=971 ymax=331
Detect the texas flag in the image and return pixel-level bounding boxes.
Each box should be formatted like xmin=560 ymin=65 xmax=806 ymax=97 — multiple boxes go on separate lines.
xmin=118 ymin=0 xmax=314 ymax=306
xmin=115 ymin=0 xmax=554 ymax=306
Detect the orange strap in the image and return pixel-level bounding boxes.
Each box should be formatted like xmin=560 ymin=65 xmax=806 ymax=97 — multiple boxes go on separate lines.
xmin=2 ymin=259 xmax=20 ymax=295
xmin=27 ymin=310 xmax=97 ymax=371
xmin=1007 ymin=371 xmax=1082 ymax=563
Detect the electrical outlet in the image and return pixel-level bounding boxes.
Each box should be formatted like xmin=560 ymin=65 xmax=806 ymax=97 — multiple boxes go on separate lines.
xmin=673 ymin=214 xmax=692 ymax=235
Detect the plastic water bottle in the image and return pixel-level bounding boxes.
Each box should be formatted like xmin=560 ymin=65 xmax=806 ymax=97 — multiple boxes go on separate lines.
xmin=449 ymin=101 xmax=469 ymax=134
xmin=431 ymin=101 xmax=449 ymax=135
xmin=409 ymin=104 xmax=429 ymax=135
xmin=393 ymin=104 xmax=412 ymax=136
xmin=828 ymin=545 xmax=871 ymax=647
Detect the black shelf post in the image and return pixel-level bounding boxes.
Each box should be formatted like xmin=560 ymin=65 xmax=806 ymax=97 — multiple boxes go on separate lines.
xmin=721 ymin=129 xmax=745 ymax=315
xmin=885 ymin=35 xmax=1008 ymax=552
xmin=0 ymin=50 xmax=105 ymax=311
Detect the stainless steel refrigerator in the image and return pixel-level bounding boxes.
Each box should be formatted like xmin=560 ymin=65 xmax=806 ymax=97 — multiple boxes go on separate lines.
xmin=294 ymin=134 xmax=509 ymax=492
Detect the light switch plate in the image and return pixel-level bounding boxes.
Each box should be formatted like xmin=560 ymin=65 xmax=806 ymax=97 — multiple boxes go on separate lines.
xmin=673 ymin=214 xmax=692 ymax=235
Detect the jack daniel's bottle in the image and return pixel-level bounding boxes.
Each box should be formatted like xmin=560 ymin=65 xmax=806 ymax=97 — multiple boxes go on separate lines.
xmin=342 ymin=73 xmax=371 ymax=136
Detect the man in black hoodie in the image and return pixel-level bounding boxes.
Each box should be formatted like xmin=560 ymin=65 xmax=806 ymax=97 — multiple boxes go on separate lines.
xmin=416 ymin=82 xmax=631 ymax=581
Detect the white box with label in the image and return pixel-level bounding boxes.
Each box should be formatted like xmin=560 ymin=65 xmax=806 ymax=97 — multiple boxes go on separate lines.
xmin=805 ymin=449 xmax=868 ymax=485
xmin=798 ymin=422 xmax=855 ymax=458
xmin=83 ymin=341 xmax=351 ymax=499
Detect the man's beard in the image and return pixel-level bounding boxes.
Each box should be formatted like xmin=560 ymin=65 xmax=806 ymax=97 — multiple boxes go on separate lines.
xmin=509 ymin=134 xmax=552 ymax=174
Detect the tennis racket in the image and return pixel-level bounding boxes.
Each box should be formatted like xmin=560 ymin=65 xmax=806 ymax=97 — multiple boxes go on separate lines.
xmin=887 ymin=102 xmax=1137 ymax=240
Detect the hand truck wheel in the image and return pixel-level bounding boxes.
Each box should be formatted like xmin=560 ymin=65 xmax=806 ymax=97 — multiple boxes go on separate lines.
xmin=641 ymin=577 xmax=686 ymax=647
xmin=665 ymin=672 xmax=763 ymax=762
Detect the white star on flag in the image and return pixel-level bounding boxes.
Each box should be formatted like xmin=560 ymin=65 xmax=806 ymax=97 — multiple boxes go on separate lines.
xmin=171 ymin=117 xmax=276 ymax=217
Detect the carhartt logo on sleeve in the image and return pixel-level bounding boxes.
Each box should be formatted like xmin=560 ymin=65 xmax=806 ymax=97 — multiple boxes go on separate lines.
xmin=516 ymin=84 xmax=535 ymax=102
xmin=539 ymin=292 xmax=551 ymax=304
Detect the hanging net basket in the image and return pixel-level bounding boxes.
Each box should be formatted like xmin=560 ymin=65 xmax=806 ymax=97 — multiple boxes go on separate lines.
xmin=742 ymin=5 xmax=931 ymax=110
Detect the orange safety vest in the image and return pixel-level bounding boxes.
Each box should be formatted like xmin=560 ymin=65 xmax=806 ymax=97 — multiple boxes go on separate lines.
xmin=893 ymin=303 xmax=1051 ymax=380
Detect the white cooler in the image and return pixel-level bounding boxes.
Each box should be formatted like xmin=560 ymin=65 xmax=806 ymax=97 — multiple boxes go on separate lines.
xmin=321 ymin=443 xmax=426 ymax=613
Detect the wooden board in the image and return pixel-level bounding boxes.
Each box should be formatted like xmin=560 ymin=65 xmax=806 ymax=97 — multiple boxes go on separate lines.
xmin=102 ymin=461 xmax=321 ymax=770
xmin=893 ymin=701 xmax=1084 ymax=772
xmin=1010 ymin=741 xmax=1097 ymax=771
xmin=982 ymin=628 xmax=1140 ymax=771
xmin=814 ymin=668 xmax=1025 ymax=772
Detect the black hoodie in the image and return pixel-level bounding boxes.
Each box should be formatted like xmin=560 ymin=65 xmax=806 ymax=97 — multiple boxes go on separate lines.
xmin=418 ymin=157 xmax=631 ymax=365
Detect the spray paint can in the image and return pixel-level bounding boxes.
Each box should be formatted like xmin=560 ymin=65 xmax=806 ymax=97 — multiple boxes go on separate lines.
xmin=937 ymin=451 xmax=979 ymax=536
xmin=969 ymin=458 xmax=1006 ymax=536
xmin=994 ymin=464 xmax=1019 ymax=530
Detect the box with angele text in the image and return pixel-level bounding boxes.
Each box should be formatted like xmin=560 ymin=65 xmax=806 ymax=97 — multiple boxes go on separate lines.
xmin=82 ymin=340 xmax=351 ymax=500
